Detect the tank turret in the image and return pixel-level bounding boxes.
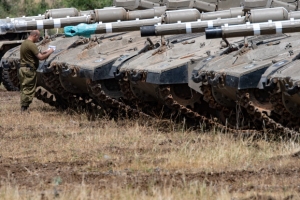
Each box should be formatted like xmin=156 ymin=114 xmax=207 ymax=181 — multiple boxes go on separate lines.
xmin=176 ymin=14 xmax=300 ymax=135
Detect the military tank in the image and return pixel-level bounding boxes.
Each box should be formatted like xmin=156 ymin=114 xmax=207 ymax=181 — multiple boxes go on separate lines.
xmin=196 ymin=18 xmax=300 ymax=134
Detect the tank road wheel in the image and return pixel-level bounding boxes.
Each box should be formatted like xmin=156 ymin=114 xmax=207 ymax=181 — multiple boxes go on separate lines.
xmin=100 ymin=79 xmax=122 ymax=99
xmin=237 ymin=89 xmax=300 ymax=136
xmin=249 ymin=89 xmax=273 ymax=117
xmin=2 ymin=67 xmax=19 ymax=91
xmin=169 ymin=84 xmax=202 ymax=108
xmin=217 ymin=107 xmax=252 ymax=129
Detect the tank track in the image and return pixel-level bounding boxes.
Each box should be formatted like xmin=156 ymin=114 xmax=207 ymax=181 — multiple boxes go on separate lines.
xmin=158 ymin=85 xmax=261 ymax=136
xmin=270 ymin=90 xmax=300 ymax=129
xmin=88 ymin=80 xmax=150 ymax=119
xmin=41 ymin=68 xmax=105 ymax=117
xmin=35 ymin=86 xmax=59 ymax=108
xmin=2 ymin=63 xmax=19 ymax=91
xmin=118 ymin=72 xmax=147 ymax=110
xmin=201 ymin=85 xmax=253 ymax=129
xmin=237 ymin=90 xmax=300 ymax=138
xmin=118 ymin=72 xmax=172 ymax=118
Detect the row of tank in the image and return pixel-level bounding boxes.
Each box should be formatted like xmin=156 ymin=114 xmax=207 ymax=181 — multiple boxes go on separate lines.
xmin=1 ymin=0 xmax=298 ymax=90
xmin=2 ymin=0 xmax=300 ymax=136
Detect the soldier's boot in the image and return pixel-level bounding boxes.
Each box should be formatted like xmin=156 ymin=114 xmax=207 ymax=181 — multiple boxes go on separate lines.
xmin=21 ymin=106 xmax=29 ymax=112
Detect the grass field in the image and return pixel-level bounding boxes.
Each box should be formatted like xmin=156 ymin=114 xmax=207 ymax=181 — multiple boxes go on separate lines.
xmin=0 ymin=87 xmax=300 ymax=199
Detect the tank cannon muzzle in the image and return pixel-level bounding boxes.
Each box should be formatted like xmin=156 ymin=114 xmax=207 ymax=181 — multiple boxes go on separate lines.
xmin=205 ymin=27 xmax=222 ymax=39
xmin=140 ymin=26 xmax=156 ymax=36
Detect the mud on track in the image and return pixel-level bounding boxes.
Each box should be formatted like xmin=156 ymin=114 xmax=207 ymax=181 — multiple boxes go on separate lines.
xmin=0 ymin=88 xmax=300 ymax=199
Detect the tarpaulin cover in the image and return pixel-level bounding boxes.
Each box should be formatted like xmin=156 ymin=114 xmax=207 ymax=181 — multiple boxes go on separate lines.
xmin=64 ymin=23 xmax=97 ymax=37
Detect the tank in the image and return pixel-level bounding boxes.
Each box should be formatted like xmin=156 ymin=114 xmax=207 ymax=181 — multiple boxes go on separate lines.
xmin=173 ymin=19 xmax=300 ymax=135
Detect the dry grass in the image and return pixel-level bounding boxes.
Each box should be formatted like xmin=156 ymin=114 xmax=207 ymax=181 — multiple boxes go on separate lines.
xmin=0 ymin=87 xmax=300 ymax=199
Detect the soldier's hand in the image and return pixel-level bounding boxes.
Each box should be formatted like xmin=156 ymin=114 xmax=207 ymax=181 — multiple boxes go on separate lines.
xmin=42 ymin=48 xmax=54 ymax=54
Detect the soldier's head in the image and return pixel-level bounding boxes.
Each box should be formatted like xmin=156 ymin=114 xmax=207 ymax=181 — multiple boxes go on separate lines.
xmin=29 ymin=30 xmax=41 ymax=43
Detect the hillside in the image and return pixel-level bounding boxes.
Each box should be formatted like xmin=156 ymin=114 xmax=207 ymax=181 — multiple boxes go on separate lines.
xmin=0 ymin=0 xmax=112 ymax=18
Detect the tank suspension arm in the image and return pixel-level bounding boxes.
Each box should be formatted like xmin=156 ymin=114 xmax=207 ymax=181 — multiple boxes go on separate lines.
xmin=285 ymin=84 xmax=299 ymax=95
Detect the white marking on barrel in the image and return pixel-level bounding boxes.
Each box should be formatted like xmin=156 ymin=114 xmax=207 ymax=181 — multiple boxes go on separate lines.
xmin=207 ymin=20 xmax=213 ymax=28
xmin=36 ymin=20 xmax=44 ymax=29
xmin=106 ymin=23 xmax=112 ymax=33
xmin=53 ymin=19 xmax=61 ymax=28
xmin=275 ymin=22 xmax=282 ymax=34
xmin=253 ymin=24 xmax=260 ymax=35
xmin=186 ymin=23 xmax=192 ymax=34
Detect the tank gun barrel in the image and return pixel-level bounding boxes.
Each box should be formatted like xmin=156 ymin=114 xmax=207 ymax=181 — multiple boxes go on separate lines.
xmin=205 ymin=18 xmax=300 ymax=39
xmin=140 ymin=17 xmax=246 ymax=36
xmin=0 ymin=6 xmax=169 ymax=35
xmin=0 ymin=16 xmax=93 ymax=34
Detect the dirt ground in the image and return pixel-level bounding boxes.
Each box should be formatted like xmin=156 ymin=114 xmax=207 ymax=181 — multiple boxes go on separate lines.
xmin=1 ymin=88 xmax=300 ymax=199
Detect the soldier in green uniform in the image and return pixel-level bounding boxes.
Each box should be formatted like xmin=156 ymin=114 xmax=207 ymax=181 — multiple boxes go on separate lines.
xmin=19 ymin=30 xmax=54 ymax=112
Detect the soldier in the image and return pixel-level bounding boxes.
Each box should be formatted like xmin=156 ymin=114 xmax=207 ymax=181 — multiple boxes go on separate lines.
xmin=19 ymin=30 xmax=54 ymax=112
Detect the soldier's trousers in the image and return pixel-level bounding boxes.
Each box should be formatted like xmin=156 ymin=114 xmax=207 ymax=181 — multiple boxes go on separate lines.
xmin=18 ymin=67 xmax=37 ymax=107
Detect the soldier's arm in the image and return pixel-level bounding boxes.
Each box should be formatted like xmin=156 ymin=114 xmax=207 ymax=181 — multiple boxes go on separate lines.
xmin=36 ymin=48 xmax=54 ymax=60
